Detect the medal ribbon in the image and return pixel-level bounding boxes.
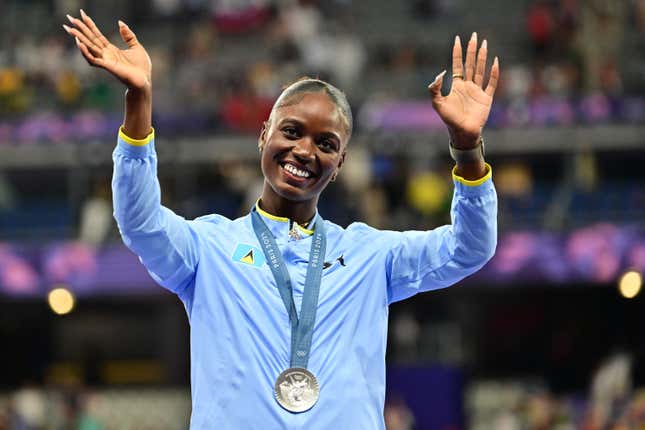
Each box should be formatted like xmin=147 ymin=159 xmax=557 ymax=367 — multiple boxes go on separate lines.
xmin=251 ymin=209 xmax=326 ymax=369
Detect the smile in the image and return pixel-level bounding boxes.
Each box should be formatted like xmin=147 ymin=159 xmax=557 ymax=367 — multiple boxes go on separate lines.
xmin=281 ymin=162 xmax=313 ymax=179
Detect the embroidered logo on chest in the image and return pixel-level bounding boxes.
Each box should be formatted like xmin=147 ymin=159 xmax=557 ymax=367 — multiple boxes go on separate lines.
xmin=231 ymin=244 xmax=266 ymax=268
xmin=323 ymin=254 xmax=346 ymax=270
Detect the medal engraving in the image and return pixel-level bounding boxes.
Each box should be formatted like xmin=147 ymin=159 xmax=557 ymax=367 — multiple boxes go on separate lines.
xmin=274 ymin=368 xmax=319 ymax=413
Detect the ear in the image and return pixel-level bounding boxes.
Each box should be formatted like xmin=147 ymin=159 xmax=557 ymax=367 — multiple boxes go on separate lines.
xmin=336 ymin=150 xmax=346 ymax=171
xmin=332 ymin=150 xmax=347 ymax=182
xmin=258 ymin=120 xmax=269 ymax=151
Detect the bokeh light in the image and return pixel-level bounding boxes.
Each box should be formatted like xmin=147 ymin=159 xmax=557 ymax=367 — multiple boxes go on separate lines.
xmin=618 ymin=271 xmax=642 ymax=299
xmin=47 ymin=286 xmax=75 ymax=315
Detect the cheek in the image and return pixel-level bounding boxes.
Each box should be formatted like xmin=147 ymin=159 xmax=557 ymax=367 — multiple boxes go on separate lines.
xmin=319 ymin=157 xmax=340 ymax=180
xmin=259 ymin=138 xmax=284 ymax=178
xmin=260 ymin=148 xmax=273 ymax=177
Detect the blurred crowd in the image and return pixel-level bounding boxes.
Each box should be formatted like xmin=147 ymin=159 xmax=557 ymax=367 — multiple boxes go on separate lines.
xmin=466 ymin=355 xmax=645 ymax=430
xmin=0 ymin=0 xmax=643 ymax=141
xmin=522 ymin=0 xmax=626 ymax=98
xmin=0 ymin=0 xmax=366 ymax=135
xmin=0 ymin=386 xmax=189 ymax=430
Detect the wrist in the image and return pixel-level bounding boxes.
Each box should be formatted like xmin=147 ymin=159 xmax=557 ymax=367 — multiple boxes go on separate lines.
xmin=126 ymin=83 xmax=152 ymax=101
xmin=449 ymin=135 xmax=485 ymax=164
xmin=454 ymin=159 xmax=487 ymax=180
xmin=448 ymin=128 xmax=481 ymax=149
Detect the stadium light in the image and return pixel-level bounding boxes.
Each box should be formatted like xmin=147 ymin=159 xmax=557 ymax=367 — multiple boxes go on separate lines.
xmin=618 ymin=270 xmax=642 ymax=299
xmin=47 ymin=286 xmax=75 ymax=315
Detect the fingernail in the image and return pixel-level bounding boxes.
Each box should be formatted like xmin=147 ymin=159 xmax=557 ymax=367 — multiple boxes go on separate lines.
xmin=118 ymin=20 xmax=126 ymax=27
xmin=62 ymin=24 xmax=70 ymax=33
xmin=434 ymin=70 xmax=447 ymax=82
xmin=80 ymin=9 xmax=86 ymax=17
xmin=75 ymin=36 xmax=80 ymax=46
xmin=66 ymin=14 xmax=74 ymax=23
xmin=494 ymin=56 xmax=499 ymax=65
xmin=482 ymin=39 xmax=487 ymax=49
xmin=471 ymin=31 xmax=477 ymax=40
xmin=455 ymin=35 xmax=460 ymax=44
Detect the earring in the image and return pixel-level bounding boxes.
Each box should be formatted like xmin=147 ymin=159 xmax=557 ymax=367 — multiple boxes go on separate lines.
xmin=331 ymin=173 xmax=337 ymax=182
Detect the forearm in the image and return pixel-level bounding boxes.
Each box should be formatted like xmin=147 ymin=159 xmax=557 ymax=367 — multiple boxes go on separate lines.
xmin=112 ymin=132 xmax=199 ymax=291
xmin=386 ymin=172 xmax=497 ymax=302
xmin=122 ymin=84 xmax=152 ymax=139
xmin=449 ymin=167 xmax=497 ymax=265
xmin=112 ymin=129 xmax=160 ymax=234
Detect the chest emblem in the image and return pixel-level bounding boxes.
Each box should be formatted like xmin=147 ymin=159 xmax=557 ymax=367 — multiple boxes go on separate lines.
xmin=323 ymin=254 xmax=346 ymax=269
xmin=232 ymin=244 xmax=266 ymax=268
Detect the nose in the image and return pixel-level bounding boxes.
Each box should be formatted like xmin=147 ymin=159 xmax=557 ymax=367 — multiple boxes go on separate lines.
xmin=291 ymin=137 xmax=316 ymax=163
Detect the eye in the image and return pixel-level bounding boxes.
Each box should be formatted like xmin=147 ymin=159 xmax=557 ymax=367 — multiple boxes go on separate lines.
xmin=317 ymin=138 xmax=338 ymax=152
xmin=282 ymin=126 xmax=300 ymax=139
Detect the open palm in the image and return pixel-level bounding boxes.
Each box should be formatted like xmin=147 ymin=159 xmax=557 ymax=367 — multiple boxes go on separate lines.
xmin=429 ymin=33 xmax=499 ymax=148
xmin=63 ymin=10 xmax=151 ymax=90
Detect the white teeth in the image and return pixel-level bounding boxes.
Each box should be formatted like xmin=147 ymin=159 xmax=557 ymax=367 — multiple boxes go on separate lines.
xmin=284 ymin=163 xmax=311 ymax=178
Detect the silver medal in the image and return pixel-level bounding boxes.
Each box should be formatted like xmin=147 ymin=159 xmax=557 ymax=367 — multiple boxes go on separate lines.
xmin=274 ymin=368 xmax=319 ymax=413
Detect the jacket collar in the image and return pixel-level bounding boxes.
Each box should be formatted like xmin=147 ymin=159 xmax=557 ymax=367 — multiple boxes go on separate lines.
xmin=254 ymin=201 xmax=316 ymax=241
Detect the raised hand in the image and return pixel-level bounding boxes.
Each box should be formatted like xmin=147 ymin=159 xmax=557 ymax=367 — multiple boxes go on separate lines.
xmin=428 ymin=32 xmax=499 ymax=149
xmin=63 ymin=10 xmax=151 ymax=91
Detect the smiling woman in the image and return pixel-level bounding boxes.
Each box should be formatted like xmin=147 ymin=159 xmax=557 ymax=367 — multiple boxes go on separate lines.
xmin=63 ymin=10 xmax=499 ymax=430
xmin=259 ymin=86 xmax=349 ymax=224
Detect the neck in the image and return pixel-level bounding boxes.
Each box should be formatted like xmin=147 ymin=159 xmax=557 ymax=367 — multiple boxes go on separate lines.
xmin=259 ymin=184 xmax=318 ymax=226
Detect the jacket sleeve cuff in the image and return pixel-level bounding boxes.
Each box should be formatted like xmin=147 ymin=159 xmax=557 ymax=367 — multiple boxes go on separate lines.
xmin=452 ymin=163 xmax=494 ymax=196
xmin=116 ymin=126 xmax=155 ymax=157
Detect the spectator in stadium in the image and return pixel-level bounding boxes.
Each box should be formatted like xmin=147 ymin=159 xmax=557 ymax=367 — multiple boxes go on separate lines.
xmin=63 ymin=10 xmax=498 ymax=429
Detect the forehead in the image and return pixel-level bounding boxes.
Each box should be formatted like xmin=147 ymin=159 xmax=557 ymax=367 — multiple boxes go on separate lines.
xmin=272 ymin=92 xmax=346 ymax=136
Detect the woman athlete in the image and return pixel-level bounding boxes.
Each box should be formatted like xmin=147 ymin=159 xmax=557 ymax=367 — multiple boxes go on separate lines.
xmin=64 ymin=10 xmax=499 ymax=429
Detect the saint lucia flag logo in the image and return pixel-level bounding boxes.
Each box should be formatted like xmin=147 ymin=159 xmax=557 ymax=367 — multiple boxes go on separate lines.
xmin=232 ymin=244 xmax=265 ymax=268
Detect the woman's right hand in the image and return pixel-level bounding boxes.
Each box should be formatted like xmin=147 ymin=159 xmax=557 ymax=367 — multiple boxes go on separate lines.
xmin=63 ymin=10 xmax=151 ymax=91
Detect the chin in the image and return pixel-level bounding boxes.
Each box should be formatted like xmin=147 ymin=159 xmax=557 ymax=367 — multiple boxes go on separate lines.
xmin=272 ymin=182 xmax=317 ymax=202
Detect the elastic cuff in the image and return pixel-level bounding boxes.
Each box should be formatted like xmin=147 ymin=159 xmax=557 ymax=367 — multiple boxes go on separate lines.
xmin=452 ymin=163 xmax=494 ymax=197
xmin=119 ymin=126 xmax=155 ymax=146
xmin=116 ymin=127 xmax=155 ymax=158
xmin=452 ymin=163 xmax=492 ymax=186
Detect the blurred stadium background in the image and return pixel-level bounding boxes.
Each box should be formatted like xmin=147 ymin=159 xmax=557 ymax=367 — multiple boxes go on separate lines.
xmin=1 ymin=0 xmax=644 ymax=428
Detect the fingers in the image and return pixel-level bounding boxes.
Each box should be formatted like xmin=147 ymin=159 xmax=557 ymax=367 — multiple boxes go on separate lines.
xmin=66 ymin=13 xmax=104 ymax=53
xmin=474 ymin=39 xmax=487 ymax=87
xmin=428 ymin=70 xmax=446 ymax=102
xmin=451 ymin=35 xmax=463 ymax=79
xmin=63 ymin=25 xmax=102 ymax=57
xmin=74 ymin=37 xmax=105 ymax=68
xmin=464 ymin=32 xmax=477 ymax=81
xmin=485 ymin=56 xmax=500 ymax=97
xmin=118 ymin=20 xmax=139 ymax=48
xmin=80 ymin=9 xmax=110 ymax=48
xmin=453 ymin=33 xmax=494 ymax=91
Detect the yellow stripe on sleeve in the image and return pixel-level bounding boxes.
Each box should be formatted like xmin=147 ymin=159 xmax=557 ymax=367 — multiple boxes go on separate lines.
xmin=119 ymin=126 xmax=155 ymax=146
xmin=452 ymin=163 xmax=492 ymax=186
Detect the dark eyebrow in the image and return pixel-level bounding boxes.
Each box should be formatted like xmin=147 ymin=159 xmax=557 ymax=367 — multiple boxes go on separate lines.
xmin=277 ymin=118 xmax=303 ymax=128
xmin=318 ymin=131 xmax=341 ymax=143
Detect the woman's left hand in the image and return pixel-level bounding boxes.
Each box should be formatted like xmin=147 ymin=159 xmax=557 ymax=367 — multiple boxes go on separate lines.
xmin=428 ymin=32 xmax=499 ymax=149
